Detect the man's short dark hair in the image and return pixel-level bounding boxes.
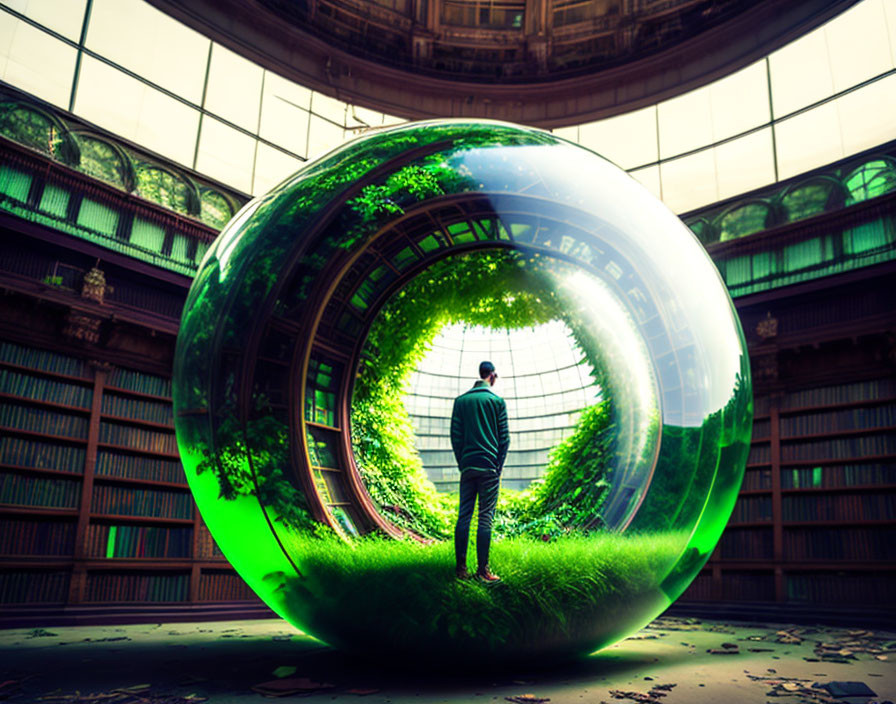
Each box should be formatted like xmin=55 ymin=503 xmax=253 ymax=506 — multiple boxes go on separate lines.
xmin=479 ymin=361 xmax=495 ymax=379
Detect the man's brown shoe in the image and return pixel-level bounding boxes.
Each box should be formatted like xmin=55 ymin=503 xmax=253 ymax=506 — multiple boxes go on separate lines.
xmin=476 ymin=569 xmax=501 ymax=584
xmin=455 ymin=567 xmax=471 ymax=580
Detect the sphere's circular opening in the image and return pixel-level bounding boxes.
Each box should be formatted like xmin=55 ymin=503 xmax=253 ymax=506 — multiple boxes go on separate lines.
xmin=347 ymin=245 xmax=662 ymax=543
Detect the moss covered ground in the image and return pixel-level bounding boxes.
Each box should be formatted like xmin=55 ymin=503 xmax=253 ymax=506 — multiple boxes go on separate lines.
xmin=282 ymin=531 xmax=685 ymax=663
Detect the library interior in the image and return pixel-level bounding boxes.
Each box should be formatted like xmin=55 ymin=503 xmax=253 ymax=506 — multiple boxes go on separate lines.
xmin=0 ymin=0 xmax=894 ymax=702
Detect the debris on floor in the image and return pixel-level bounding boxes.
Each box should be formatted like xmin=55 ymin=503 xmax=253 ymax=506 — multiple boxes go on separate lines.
xmin=250 ymin=677 xmax=334 ymax=697
xmin=34 ymin=685 xmax=208 ymax=704
xmin=505 ymin=695 xmax=550 ymax=703
xmin=814 ymin=680 xmax=877 ymax=698
xmin=607 ymin=683 xmax=676 ymax=702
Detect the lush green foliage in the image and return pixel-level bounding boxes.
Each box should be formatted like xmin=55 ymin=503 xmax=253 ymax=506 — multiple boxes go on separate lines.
xmin=495 ymin=401 xmax=613 ymax=539
xmin=193 ymin=400 xmax=318 ymax=534
xmin=352 ymin=248 xmax=616 ymax=539
xmin=284 ymin=530 xmax=683 ymax=660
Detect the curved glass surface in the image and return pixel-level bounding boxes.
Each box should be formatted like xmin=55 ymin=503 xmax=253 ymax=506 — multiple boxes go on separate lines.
xmin=173 ymin=120 xmax=752 ymax=661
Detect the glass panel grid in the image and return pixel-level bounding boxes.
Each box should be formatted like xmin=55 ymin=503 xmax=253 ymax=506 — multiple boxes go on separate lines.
xmin=405 ymin=320 xmax=600 ymax=490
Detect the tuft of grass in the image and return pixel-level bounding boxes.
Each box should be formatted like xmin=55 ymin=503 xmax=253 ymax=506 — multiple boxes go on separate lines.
xmin=278 ymin=531 xmax=686 ymax=663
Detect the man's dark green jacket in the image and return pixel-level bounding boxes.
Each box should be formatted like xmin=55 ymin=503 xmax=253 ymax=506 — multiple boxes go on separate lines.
xmin=450 ymin=380 xmax=510 ymax=473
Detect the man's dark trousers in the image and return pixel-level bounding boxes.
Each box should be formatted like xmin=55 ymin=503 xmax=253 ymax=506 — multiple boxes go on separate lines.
xmin=454 ymin=468 xmax=501 ymax=570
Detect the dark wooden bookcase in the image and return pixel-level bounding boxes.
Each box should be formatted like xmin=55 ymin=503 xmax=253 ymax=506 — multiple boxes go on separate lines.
xmin=0 ymin=336 xmax=258 ymax=613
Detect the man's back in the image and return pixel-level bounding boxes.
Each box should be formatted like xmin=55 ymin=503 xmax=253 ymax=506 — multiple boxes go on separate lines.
xmin=450 ymin=381 xmax=510 ymax=473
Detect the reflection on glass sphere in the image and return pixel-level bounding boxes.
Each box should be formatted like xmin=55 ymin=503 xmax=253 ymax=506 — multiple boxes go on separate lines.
xmin=173 ymin=120 xmax=752 ymax=663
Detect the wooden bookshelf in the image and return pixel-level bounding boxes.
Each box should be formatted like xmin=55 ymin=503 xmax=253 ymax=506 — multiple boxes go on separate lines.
xmin=697 ymin=373 xmax=896 ymax=606
xmin=0 ymin=340 xmax=254 ymax=612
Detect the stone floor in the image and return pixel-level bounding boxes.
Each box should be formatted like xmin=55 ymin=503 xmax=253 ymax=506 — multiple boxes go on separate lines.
xmin=0 ymin=616 xmax=893 ymax=703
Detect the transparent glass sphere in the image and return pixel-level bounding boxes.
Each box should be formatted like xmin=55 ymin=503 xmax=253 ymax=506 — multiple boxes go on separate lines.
xmin=173 ymin=120 xmax=752 ymax=662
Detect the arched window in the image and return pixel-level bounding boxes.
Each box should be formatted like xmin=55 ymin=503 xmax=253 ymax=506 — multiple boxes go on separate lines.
xmin=844 ymin=158 xmax=896 ymax=205
xmin=684 ymin=217 xmax=715 ymax=245
xmin=780 ymin=176 xmax=844 ymax=223
xmin=0 ymin=102 xmax=79 ymax=166
xmin=200 ymin=188 xmax=235 ymax=230
xmin=716 ymin=201 xmax=775 ymax=242
xmin=72 ymin=132 xmax=135 ymax=191
xmin=135 ymin=163 xmax=199 ymax=216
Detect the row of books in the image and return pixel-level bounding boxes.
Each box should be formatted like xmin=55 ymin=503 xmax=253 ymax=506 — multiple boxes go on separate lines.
xmin=98 ymin=422 xmax=177 ymax=454
xmin=85 ymin=523 xmax=192 ymax=559
xmin=0 ymin=436 xmax=85 ymax=472
xmin=0 ymin=341 xmax=87 ymax=379
xmin=195 ymin=524 xmax=226 ymax=559
xmin=730 ymin=495 xmax=772 ymax=523
xmin=0 ymin=402 xmax=89 ymax=440
xmin=719 ymin=528 xmax=773 ymax=559
xmin=719 ymin=572 xmax=776 ymax=601
xmin=780 ymin=433 xmax=896 ymax=461
xmin=305 ymin=390 xmax=336 ymax=428
xmin=779 ymin=404 xmax=896 ymax=436
xmin=786 ymin=573 xmax=893 ymax=604
xmin=781 ymin=492 xmax=895 ymax=521
xmin=783 ymin=527 xmax=896 ymax=561
xmin=0 ymin=570 xmax=70 ymax=603
xmin=741 ymin=469 xmax=772 ymax=491
xmin=106 ymin=368 xmax=171 ymax=398
xmin=307 ymin=428 xmax=339 ymax=468
xmin=85 ymin=572 xmax=188 ymax=602
xmin=678 ymin=574 xmax=713 ymax=600
xmin=90 ymin=484 xmax=193 ymax=519
xmin=0 ymin=369 xmax=93 ymax=408
xmin=752 ymin=418 xmax=770 ymax=439
xmin=102 ymin=393 xmax=173 ymax=426
xmin=782 ymin=378 xmax=896 ymax=411
xmin=747 ymin=445 xmax=771 ymax=465
xmin=1 ymin=472 xmax=80 ymax=508
xmin=780 ymin=463 xmax=895 ymax=489
xmin=198 ymin=570 xmax=257 ymax=600
xmin=0 ymin=518 xmax=76 ymax=555
xmin=95 ymin=450 xmax=185 ymax=484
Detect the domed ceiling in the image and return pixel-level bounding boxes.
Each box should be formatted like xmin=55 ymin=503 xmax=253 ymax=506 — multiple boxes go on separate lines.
xmin=148 ymin=0 xmax=855 ymax=126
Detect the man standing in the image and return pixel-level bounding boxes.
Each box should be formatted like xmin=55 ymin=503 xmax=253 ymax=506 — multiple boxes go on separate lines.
xmin=451 ymin=360 xmax=510 ymax=583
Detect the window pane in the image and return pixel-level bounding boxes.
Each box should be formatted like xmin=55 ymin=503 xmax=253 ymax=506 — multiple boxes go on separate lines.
xmin=774 ymin=102 xmax=843 ymax=181
xmin=195 ymin=116 xmax=256 ymax=193
xmin=552 ymin=125 xmax=578 ymax=142
xmin=310 ymin=91 xmax=347 ymax=124
xmin=658 ymin=84 xmax=712 ymax=159
xmin=204 ymin=43 xmax=263 ymax=132
xmin=629 ymin=165 xmax=661 ymax=201
xmin=825 ymin=0 xmax=892 ymax=93
xmin=74 ymin=55 xmax=200 ymax=166
xmin=579 ymin=105 xmax=657 ymax=170
xmin=253 ymin=142 xmax=303 ymax=195
xmin=709 ymin=60 xmax=770 ymax=143
xmin=347 ymin=104 xmax=385 ymax=129
xmin=0 ymin=14 xmax=76 ymax=108
xmin=836 ymin=73 xmax=896 ymax=158
xmin=659 ymin=149 xmax=718 ymax=213
xmin=259 ymin=70 xmax=310 ymax=157
xmin=86 ymin=0 xmax=208 ymax=103
xmin=1 ymin=0 xmax=86 ymax=41
xmin=714 ymin=128 xmax=775 ymax=201
xmin=307 ymin=114 xmax=346 ymax=160
xmin=769 ymin=24 xmax=833 ymax=118
xmin=886 ymin=0 xmax=896 ymax=67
